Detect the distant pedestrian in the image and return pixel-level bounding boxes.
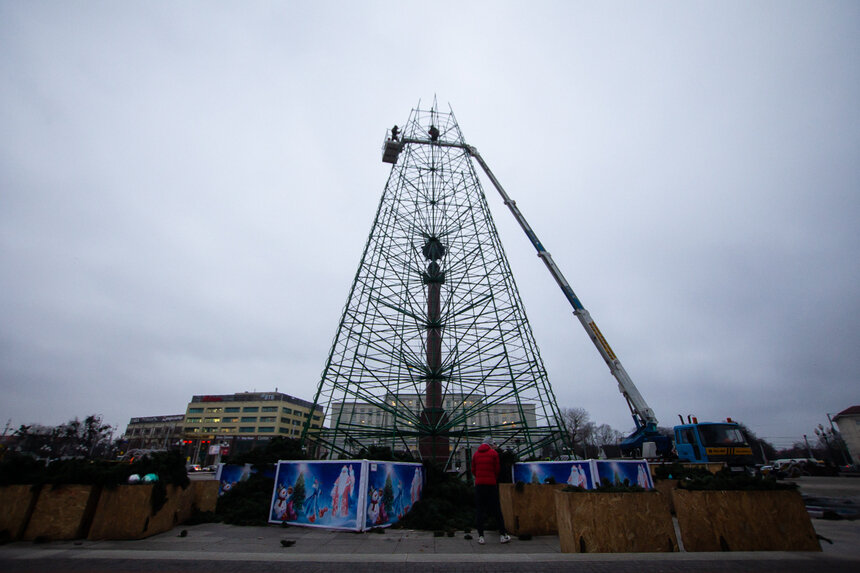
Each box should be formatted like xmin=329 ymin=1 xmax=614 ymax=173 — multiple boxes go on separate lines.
xmin=391 ymin=125 xmax=400 ymax=141
xmin=471 ymin=437 xmax=511 ymax=545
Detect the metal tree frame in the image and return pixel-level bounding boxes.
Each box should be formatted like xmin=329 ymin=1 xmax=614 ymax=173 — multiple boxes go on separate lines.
xmin=303 ymin=103 xmax=569 ymax=468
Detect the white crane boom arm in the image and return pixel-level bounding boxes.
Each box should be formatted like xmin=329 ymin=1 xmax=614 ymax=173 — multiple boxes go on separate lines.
xmin=465 ymin=145 xmax=658 ymax=429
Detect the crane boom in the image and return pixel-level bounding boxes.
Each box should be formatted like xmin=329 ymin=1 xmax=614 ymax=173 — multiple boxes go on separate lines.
xmin=387 ymin=133 xmax=663 ymax=450
xmin=464 ymin=146 xmax=659 ymax=433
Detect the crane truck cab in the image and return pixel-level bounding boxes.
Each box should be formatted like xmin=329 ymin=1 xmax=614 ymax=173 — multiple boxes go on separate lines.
xmin=674 ymin=419 xmax=754 ymax=470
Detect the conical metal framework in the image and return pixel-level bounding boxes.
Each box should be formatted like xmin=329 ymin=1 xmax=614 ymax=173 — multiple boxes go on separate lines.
xmin=304 ymin=103 xmax=569 ymax=468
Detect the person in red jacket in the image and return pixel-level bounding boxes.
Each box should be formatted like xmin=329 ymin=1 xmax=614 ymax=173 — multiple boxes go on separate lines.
xmin=471 ymin=437 xmax=511 ymax=544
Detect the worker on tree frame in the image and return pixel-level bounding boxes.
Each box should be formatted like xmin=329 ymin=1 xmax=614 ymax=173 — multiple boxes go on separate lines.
xmin=391 ymin=125 xmax=399 ymax=141
xmin=428 ymin=124 xmax=440 ymax=141
xmin=471 ymin=437 xmax=511 ymax=545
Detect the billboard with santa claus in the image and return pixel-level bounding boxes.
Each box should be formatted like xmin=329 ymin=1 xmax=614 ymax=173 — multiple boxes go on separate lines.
xmin=363 ymin=461 xmax=424 ymax=529
xmin=268 ymin=460 xmax=425 ymax=531
xmin=269 ymin=460 xmax=366 ymax=531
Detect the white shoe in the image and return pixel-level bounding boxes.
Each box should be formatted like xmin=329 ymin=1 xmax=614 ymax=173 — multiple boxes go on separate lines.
xmin=477 ymin=536 xmax=485 ymax=544
xmin=500 ymin=534 xmax=511 ymax=544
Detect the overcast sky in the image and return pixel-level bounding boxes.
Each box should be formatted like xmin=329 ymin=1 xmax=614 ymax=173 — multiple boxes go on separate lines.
xmin=1 ymin=2 xmax=858 ymax=449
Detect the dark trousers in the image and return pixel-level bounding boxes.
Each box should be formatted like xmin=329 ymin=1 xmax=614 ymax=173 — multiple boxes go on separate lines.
xmin=474 ymin=484 xmax=507 ymax=536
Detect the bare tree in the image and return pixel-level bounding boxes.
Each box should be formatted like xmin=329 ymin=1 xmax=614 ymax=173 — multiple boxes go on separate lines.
xmin=591 ymin=424 xmax=623 ymax=448
xmin=558 ymin=407 xmax=592 ymax=458
xmin=11 ymin=415 xmax=115 ymax=460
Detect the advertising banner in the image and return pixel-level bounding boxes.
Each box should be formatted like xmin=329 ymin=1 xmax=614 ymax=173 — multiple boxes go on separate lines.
xmin=363 ymin=461 xmax=424 ymax=529
xmin=215 ymin=463 xmax=253 ymax=496
xmin=512 ymin=459 xmax=652 ymax=490
xmin=594 ymin=459 xmax=653 ymax=489
xmin=512 ymin=460 xmax=597 ymax=489
xmin=268 ymin=460 xmax=425 ymax=531
xmin=269 ymin=460 xmax=366 ymax=531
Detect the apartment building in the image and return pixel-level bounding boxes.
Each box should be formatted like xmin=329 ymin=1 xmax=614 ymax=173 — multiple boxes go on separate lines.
xmin=123 ymin=414 xmax=185 ymax=451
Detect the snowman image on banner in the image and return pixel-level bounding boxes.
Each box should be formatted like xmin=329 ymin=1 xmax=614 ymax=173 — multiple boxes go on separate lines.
xmin=272 ymin=484 xmax=297 ymax=521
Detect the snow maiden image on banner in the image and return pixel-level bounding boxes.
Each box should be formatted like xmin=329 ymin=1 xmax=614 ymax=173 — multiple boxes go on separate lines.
xmin=512 ymin=461 xmax=597 ymax=489
xmin=364 ymin=461 xmax=424 ymax=529
xmin=594 ymin=459 xmax=653 ymax=489
xmin=269 ymin=460 xmax=365 ymax=531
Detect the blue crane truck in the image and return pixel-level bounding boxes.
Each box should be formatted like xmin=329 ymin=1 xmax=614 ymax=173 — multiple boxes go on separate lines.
xmin=674 ymin=418 xmax=755 ymax=468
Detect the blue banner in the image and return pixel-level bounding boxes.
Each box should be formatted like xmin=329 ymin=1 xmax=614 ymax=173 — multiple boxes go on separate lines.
xmin=512 ymin=460 xmax=597 ymax=489
xmin=594 ymin=460 xmax=653 ymax=489
xmin=269 ymin=460 xmax=365 ymax=531
xmin=512 ymin=459 xmax=653 ymax=490
xmin=364 ymin=461 xmax=424 ymax=529
xmin=215 ymin=463 xmax=252 ymax=496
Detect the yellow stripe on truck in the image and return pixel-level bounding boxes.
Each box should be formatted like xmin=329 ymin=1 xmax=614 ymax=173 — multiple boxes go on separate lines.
xmin=705 ymin=447 xmax=753 ymax=456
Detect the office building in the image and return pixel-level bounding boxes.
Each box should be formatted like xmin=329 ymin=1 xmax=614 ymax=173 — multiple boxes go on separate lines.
xmin=182 ymin=391 xmax=324 ymax=464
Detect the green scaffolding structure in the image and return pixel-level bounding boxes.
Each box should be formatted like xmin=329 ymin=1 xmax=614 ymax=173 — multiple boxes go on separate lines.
xmin=303 ymin=102 xmax=569 ymax=469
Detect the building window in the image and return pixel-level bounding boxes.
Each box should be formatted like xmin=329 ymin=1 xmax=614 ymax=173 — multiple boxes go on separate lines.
xmin=281 ymin=417 xmax=290 ymax=424
xmin=206 ymin=407 xmax=223 ymax=413
xmin=225 ymin=407 xmax=240 ymax=413
xmin=202 ymin=427 xmax=218 ymax=432
xmin=221 ymin=427 xmax=236 ymax=433
xmin=243 ymin=407 xmax=259 ymax=412
xmin=313 ymin=415 xmax=321 ymax=421
xmin=188 ymin=408 xmax=204 ymax=413
xmin=260 ymin=416 xmax=276 ymax=423
xmin=186 ymin=417 xmax=201 ymax=423
xmin=282 ymin=407 xmax=292 ymax=414
xmin=241 ymin=416 xmax=257 ymax=423
xmin=262 ymin=406 xmax=277 ymax=412
xmin=204 ymin=417 xmax=221 ymax=423
xmin=258 ymin=427 xmax=275 ymax=433
xmin=223 ymin=417 xmax=239 ymax=423
xmin=292 ymin=420 xmax=302 ymax=426
xmin=239 ymin=427 xmax=255 ymax=433
xmin=279 ymin=428 xmax=289 ymax=434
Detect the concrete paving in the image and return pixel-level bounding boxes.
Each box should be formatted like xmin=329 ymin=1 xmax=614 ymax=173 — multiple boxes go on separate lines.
xmin=1 ymin=475 xmax=858 ymax=572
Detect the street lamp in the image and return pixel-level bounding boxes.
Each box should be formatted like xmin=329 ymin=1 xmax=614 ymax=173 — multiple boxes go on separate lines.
xmin=814 ymin=426 xmax=831 ymax=463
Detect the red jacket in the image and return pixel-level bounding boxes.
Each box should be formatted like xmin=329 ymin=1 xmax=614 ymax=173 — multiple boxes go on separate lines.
xmin=471 ymin=444 xmax=500 ymax=485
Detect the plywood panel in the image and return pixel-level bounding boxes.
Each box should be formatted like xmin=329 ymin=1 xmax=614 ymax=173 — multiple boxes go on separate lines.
xmin=0 ymin=485 xmax=38 ymax=540
xmin=673 ymin=489 xmax=820 ymax=551
xmin=22 ymin=485 xmax=100 ymax=541
xmin=88 ymin=484 xmax=191 ymax=540
xmin=499 ymin=483 xmax=565 ymax=535
xmin=653 ymin=479 xmax=677 ymax=514
xmin=192 ymin=480 xmax=219 ymax=513
xmin=555 ymin=490 xmax=678 ymax=553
